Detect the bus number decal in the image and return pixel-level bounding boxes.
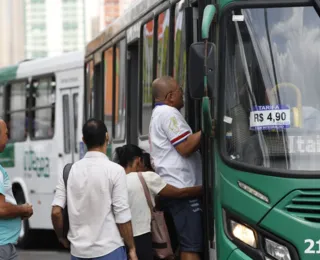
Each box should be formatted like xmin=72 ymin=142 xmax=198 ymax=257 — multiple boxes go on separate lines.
xmin=304 ymin=239 xmax=320 ymax=254
xmin=24 ymin=150 xmax=50 ymax=178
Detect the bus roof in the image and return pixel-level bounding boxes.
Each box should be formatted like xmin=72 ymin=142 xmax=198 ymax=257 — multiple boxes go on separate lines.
xmin=18 ymin=51 xmax=84 ymax=79
xmin=0 ymin=51 xmax=84 ymax=84
xmin=85 ymin=0 xmax=165 ymax=57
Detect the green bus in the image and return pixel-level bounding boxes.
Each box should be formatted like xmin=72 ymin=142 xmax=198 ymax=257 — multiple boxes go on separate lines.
xmin=84 ymin=0 xmax=320 ymax=259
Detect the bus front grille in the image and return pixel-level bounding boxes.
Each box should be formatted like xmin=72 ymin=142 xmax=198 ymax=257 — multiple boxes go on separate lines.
xmin=285 ymin=190 xmax=320 ymax=223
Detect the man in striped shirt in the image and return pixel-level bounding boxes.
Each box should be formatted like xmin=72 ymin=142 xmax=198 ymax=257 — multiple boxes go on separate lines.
xmin=149 ymin=76 xmax=203 ymax=260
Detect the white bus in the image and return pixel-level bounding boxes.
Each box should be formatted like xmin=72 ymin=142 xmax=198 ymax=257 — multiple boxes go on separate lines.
xmin=0 ymin=51 xmax=84 ymax=248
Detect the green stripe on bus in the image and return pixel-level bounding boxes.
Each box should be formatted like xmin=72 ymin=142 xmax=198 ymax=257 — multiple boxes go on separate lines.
xmin=0 ymin=143 xmax=15 ymax=168
xmin=0 ymin=65 xmax=19 ymax=84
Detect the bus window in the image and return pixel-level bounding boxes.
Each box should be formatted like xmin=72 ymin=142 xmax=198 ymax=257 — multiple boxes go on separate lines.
xmin=104 ymin=47 xmax=113 ymax=139
xmin=7 ymin=81 xmax=27 ymax=141
xmin=174 ymin=3 xmax=187 ymax=117
xmin=141 ymin=19 xmax=154 ymax=136
xmin=31 ymin=77 xmax=55 ymax=139
xmin=73 ymin=93 xmax=78 ymax=153
xmin=157 ymin=9 xmax=170 ymax=78
xmin=63 ymin=95 xmax=71 ymax=154
xmin=114 ymin=39 xmax=126 ymax=140
xmin=86 ymin=61 xmax=94 ymax=118
xmin=0 ymin=84 xmax=4 ymax=118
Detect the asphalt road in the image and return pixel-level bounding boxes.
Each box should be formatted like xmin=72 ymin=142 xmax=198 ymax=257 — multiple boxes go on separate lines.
xmin=15 ymin=231 xmax=70 ymax=260
xmin=17 ymin=249 xmax=70 ymax=260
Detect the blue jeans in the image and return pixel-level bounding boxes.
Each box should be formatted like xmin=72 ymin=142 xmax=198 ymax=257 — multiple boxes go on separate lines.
xmin=71 ymin=246 xmax=127 ymax=260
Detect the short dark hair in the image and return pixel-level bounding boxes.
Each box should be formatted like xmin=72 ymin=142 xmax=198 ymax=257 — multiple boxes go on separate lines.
xmin=114 ymin=144 xmax=143 ymax=168
xmin=141 ymin=152 xmax=155 ymax=171
xmin=82 ymin=118 xmax=108 ymax=149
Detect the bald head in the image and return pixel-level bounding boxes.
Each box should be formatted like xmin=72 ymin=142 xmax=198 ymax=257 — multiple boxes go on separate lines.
xmin=152 ymin=76 xmax=176 ymax=100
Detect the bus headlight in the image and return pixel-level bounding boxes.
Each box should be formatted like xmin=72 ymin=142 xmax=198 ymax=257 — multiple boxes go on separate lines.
xmin=265 ymin=238 xmax=291 ymax=260
xmin=230 ymin=220 xmax=257 ymax=248
xmin=224 ymin=211 xmax=294 ymax=260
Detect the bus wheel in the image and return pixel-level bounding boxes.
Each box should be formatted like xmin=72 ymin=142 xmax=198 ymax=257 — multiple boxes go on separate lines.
xmin=14 ymin=189 xmax=33 ymax=249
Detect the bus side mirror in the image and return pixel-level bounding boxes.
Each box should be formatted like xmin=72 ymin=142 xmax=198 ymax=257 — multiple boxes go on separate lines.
xmin=188 ymin=42 xmax=216 ymax=99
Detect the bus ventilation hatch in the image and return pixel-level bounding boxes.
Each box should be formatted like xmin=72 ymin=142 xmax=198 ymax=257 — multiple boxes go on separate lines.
xmin=285 ymin=190 xmax=320 ymax=223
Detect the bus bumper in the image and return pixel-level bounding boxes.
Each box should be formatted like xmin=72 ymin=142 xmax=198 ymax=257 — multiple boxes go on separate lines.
xmin=227 ymin=249 xmax=253 ymax=260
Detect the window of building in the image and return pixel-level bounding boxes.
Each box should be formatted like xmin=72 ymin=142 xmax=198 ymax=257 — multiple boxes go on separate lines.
xmin=31 ymin=0 xmax=45 ymax=3
xmin=7 ymin=81 xmax=27 ymax=141
xmin=174 ymin=4 xmax=187 ymax=117
xmin=31 ymin=51 xmax=47 ymax=58
xmin=141 ymin=19 xmax=154 ymax=135
xmin=31 ymin=23 xmax=46 ymax=30
xmin=157 ymin=9 xmax=170 ymax=77
xmin=31 ymin=76 xmax=55 ymax=139
xmin=104 ymin=48 xmax=113 ymax=138
xmin=63 ymin=22 xmax=78 ymax=30
xmin=114 ymin=39 xmax=126 ymax=140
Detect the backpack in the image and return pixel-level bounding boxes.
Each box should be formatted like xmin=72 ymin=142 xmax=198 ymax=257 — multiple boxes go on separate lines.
xmin=62 ymin=163 xmax=73 ymax=238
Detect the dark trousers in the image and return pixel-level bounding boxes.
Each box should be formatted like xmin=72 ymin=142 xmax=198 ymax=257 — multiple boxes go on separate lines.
xmin=134 ymin=232 xmax=153 ymax=260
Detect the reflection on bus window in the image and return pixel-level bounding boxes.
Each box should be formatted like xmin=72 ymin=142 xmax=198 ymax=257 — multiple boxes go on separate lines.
xmin=0 ymin=85 xmax=4 ymax=118
xmin=223 ymin=6 xmax=320 ymax=171
xmin=157 ymin=10 xmax=170 ymax=78
xmin=142 ymin=19 xmax=154 ymax=135
xmin=73 ymin=93 xmax=78 ymax=153
xmin=114 ymin=39 xmax=126 ymax=140
xmin=104 ymin=48 xmax=113 ymax=139
xmin=174 ymin=3 xmax=187 ymax=117
xmin=31 ymin=77 xmax=55 ymax=139
xmin=63 ymin=95 xmax=71 ymax=154
xmin=8 ymin=81 xmax=27 ymax=141
xmin=86 ymin=61 xmax=94 ymax=118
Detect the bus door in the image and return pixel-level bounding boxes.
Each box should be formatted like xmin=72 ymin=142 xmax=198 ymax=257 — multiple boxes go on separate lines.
xmin=61 ymin=87 xmax=79 ymax=164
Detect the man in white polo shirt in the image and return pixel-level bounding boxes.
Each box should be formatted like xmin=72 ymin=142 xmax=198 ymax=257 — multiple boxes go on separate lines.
xmin=51 ymin=119 xmax=137 ymax=260
xmin=149 ymin=76 xmax=206 ymax=260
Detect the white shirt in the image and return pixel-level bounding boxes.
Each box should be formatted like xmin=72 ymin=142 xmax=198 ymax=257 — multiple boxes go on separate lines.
xmin=52 ymin=151 xmax=131 ymax=258
xmin=126 ymin=171 xmax=166 ymax=237
xmin=149 ymin=104 xmax=202 ymax=188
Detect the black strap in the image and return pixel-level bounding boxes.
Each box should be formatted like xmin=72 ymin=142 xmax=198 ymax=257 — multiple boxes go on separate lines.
xmin=63 ymin=163 xmax=73 ymax=189
xmin=62 ymin=163 xmax=73 ymax=239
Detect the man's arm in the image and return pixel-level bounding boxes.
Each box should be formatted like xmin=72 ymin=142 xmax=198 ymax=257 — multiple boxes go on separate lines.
xmin=51 ymin=205 xmax=69 ymax=248
xmin=175 ymin=131 xmax=202 ymax=157
xmin=51 ymin=206 xmax=64 ymax=239
xmin=51 ymin=171 xmax=68 ymax=247
xmin=159 ymin=184 xmax=203 ymax=198
xmin=171 ymin=118 xmax=215 ymax=157
xmin=161 ymin=111 xmax=202 ymax=157
xmin=117 ymin=221 xmax=137 ymax=258
xmin=0 ymin=194 xmax=32 ymax=219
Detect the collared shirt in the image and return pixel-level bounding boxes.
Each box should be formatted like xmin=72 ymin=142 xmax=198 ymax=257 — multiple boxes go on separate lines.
xmin=0 ymin=165 xmax=21 ymax=245
xmin=52 ymin=151 xmax=131 ymax=258
xmin=149 ymin=104 xmax=202 ymax=188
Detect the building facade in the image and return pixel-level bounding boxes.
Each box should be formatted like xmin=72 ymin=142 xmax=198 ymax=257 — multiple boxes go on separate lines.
xmin=24 ymin=0 xmax=86 ymax=59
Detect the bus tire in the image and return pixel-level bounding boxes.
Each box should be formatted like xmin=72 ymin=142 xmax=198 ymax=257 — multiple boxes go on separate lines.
xmin=14 ymin=189 xmax=33 ymax=249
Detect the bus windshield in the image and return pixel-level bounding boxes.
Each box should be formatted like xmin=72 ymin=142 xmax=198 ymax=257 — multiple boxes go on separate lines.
xmin=223 ymin=6 xmax=320 ymax=172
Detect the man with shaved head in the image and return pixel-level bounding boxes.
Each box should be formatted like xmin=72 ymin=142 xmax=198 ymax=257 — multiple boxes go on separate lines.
xmin=149 ymin=76 xmax=204 ymax=260
xmin=0 ymin=120 xmax=33 ymax=260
